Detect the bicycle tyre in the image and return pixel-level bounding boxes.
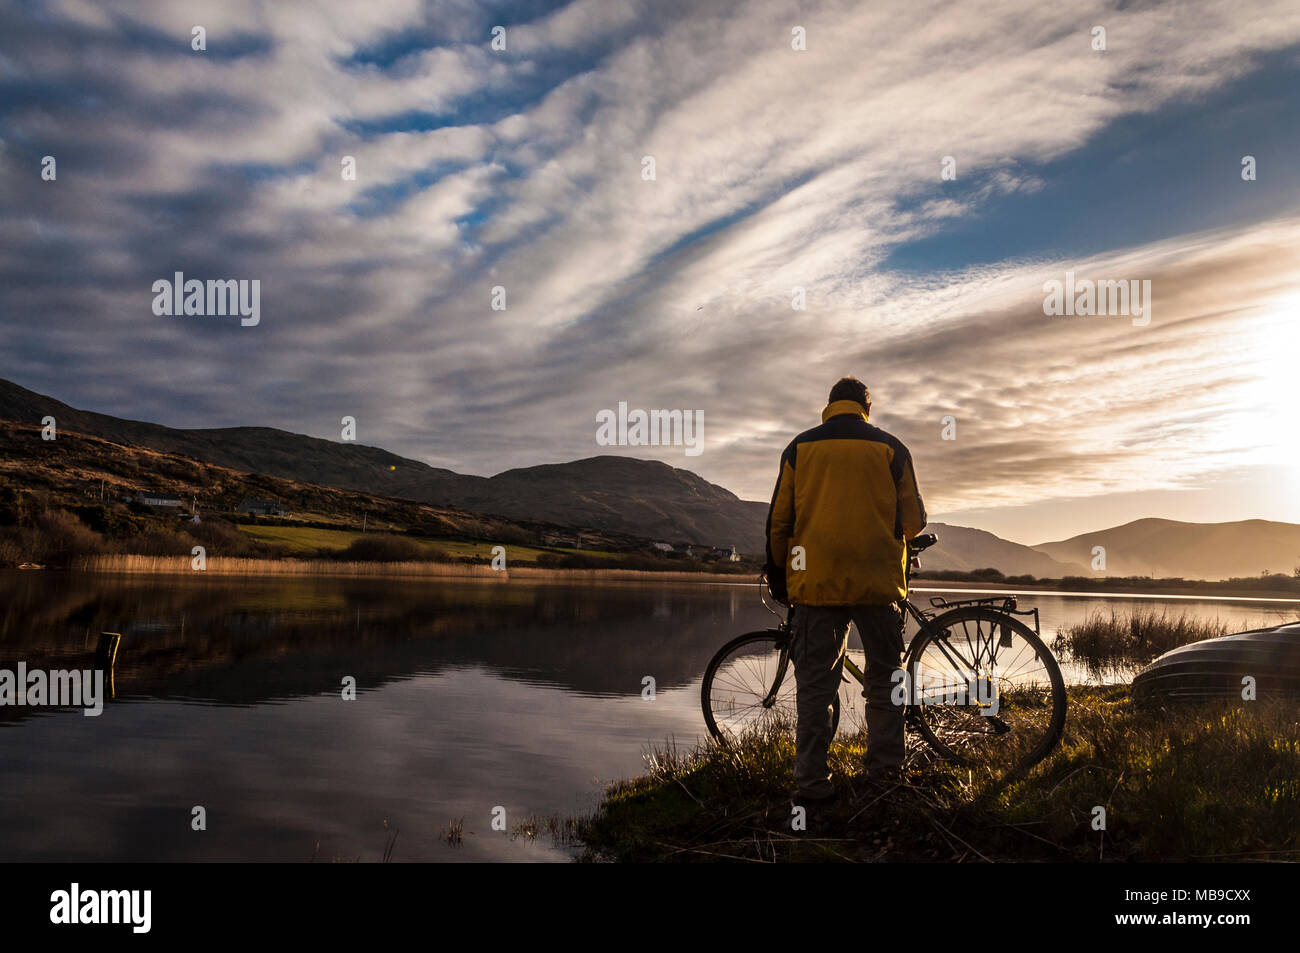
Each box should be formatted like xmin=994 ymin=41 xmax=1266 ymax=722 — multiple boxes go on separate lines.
xmin=702 ymin=629 xmax=840 ymax=743
xmin=905 ymin=605 xmax=1066 ymax=770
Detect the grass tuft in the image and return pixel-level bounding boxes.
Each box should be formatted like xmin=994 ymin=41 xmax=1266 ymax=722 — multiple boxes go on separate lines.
xmin=1057 ymin=609 xmax=1232 ymax=677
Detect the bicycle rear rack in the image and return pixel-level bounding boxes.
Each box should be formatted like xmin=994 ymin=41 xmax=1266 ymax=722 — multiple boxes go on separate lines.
xmin=926 ymin=594 xmax=1041 ymax=636
xmin=928 ymin=594 xmax=1015 ymax=610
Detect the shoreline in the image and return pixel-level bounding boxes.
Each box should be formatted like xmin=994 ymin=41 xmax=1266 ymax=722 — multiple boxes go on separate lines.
xmin=911 ymin=578 xmax=1300 ymax=603
xmin=2 ymin=558 xmax=1295 ymax=602
xmin=58 ymin=554 xmax=753 ymax=585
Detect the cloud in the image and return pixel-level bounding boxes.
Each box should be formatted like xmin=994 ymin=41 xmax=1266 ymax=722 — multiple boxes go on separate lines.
xmin=1 ymin=0 xmax=1298 ymax=537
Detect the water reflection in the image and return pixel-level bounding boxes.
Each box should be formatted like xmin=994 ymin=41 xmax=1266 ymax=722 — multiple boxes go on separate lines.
xmin=0 ymin=571 xmax=1294 ymax=862
xmin=0 ymin=573 xmax=766 ymax=714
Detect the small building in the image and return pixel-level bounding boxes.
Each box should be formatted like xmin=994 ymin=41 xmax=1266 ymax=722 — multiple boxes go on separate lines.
xmin=651 ymin=542 xmax=674 ymax=553
xmin=237 ymin=497 xmax=289 ymax=516
xmin=134 ymin=492 xmax=184 ymax=510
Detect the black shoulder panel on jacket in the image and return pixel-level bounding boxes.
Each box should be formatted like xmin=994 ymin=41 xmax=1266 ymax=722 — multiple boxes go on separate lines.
xmin=858 ymin=424 xmax=907 ymax=484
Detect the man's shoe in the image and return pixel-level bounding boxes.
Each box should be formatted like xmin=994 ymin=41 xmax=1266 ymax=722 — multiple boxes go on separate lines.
xmin=863 ymin=766 xmax=904 ymax=786
xmin=791 ymin=788 xmax=838 ymax=807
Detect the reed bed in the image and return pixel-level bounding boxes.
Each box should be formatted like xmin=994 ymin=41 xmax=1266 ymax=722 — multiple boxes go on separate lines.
xmin=70 ymin=553 xmax=742 ymax=584
xmin=1057 ymin=608 xmax=1234 ymax=675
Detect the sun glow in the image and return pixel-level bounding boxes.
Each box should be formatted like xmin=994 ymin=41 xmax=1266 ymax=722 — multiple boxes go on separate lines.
xmin=1233 ymin=292 xmax=1300 ymax=464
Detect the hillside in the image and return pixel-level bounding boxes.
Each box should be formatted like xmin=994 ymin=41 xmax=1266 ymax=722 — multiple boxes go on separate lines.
xmin=0 ymin=378 xmax=764 ymax=552
xmin=1034 ymin=518 xmax=1300 ymax=580
xmin=454 ymin=457 xmax=769 ymax=553
xmin=8 ymin=377 xmax=1292 ymax=580
xmin=0 ymin=419 xmax=662 ymax=563
xmin=921 ymin=522 xmax=1087 ymax=576
xmin=0 ymin=377 xmax=478 ymax=499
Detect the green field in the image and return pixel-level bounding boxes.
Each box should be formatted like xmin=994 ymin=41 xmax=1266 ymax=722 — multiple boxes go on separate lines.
xmin=237 ymin=523 xmax=615 ymax=563
xmin=238 ymin=524 xmax=369 ymax=554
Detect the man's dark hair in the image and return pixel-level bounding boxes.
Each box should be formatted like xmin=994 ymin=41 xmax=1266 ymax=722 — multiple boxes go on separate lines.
xmin=828 ymin=376 xmax=870 ymax=408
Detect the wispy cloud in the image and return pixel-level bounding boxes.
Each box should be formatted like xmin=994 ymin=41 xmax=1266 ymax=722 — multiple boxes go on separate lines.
xmin=1 ymin=0 xmax=1298 ymax=539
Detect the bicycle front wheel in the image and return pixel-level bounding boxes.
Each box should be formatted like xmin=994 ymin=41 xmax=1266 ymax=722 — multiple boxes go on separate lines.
xmin=906 ymin=606 xmax=1066 ymax=770
xmin=702 ymin=630 xmax=840 ymax=743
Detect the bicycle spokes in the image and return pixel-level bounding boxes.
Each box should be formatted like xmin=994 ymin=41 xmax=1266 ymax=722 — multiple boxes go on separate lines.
xmin=908 ymin=609 xmax=1065 ymax=768
xmin=704 ymin=635 xmax=799 ymax=741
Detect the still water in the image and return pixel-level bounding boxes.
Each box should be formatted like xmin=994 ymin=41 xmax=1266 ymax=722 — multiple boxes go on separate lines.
xmin=1 ymin=571 xmax=1295 ymax=862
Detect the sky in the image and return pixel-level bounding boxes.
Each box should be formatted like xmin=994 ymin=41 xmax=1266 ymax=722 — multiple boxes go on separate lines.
xmin=1 ymin=0 xmax=1297 ymax=545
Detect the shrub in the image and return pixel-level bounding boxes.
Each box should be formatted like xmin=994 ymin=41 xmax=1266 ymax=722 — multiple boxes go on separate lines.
xmin=0 ymin=481 xmax=24 ymax=527
xmin=337 ymin=534 xmax=427 ymax=562
xmin=184 ymin=517 xmax=276 ymax=558
xmin=70 ymin=503 xmax=145 ymax=537
xmin=128 ymin=528 xmax=195 ymax=556
xmin=32 ymin=510 xmax=105 ymax=567
xmin=0 ymin=531 xmax=25 ymax=568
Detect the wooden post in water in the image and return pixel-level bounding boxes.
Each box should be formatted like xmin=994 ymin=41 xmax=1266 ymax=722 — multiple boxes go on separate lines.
xmin=94 ymin=632 xmax=122 ymax=701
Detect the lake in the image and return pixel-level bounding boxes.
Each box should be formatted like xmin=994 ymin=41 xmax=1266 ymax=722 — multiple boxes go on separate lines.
xmin=1 ymin=571 xmax=1295 ymax=862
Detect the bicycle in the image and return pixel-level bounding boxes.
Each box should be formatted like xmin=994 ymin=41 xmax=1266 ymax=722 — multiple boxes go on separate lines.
xmin=700 ymin=533 xmax=1067 ymax=770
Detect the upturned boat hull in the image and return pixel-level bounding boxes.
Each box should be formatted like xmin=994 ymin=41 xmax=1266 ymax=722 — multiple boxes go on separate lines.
xmin=1132 ymin=621 xmax=1300 ymax=701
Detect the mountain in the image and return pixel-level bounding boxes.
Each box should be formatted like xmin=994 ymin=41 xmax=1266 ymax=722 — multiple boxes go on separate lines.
xmin=0 ymin=417 xmax=648 ymax=555
xmin=10 ymin=378 xmax=1286 ymax=578
xmin=0 ymin=378 xmax=766 ymax=551
xmin=1033 ymin=518 xmax=1300 ymax=580
xmin=920 ymin=523 xmax=1088 ymax=576
xmin=0 ymin=377 xmax=479 ymax=500
xmin=451 ymin=456 xmax=769 ymax=552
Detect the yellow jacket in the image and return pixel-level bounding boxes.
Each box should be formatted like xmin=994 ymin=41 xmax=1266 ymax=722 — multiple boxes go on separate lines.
xmin=764 ymin=400 xmax=927 ymax=606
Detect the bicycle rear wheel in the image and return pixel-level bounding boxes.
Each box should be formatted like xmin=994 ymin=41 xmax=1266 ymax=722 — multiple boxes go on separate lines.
xmin=702 ymin=630 xmax=840 ymax=743
xmin=906 ymin=606 xmax=1066 ymax=770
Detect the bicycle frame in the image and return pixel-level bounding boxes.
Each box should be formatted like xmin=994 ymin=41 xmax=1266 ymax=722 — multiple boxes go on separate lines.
xmin=724 ymin=554 xmax=1065 ymax=764
xmin=757 ymin=573 xmax=1044 ymax=710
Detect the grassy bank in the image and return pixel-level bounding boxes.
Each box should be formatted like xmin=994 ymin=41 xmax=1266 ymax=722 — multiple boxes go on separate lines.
xmin=577 ymin=686 xmax=1300 ymax=862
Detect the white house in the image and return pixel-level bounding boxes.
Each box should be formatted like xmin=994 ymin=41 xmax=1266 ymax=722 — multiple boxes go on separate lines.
xmin=134 ymin=492 xmax=183 ymax=509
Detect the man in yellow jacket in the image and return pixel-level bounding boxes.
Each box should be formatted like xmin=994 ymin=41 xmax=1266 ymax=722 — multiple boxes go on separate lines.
xmin=764 ymin=376 xmax=927 ymax=803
